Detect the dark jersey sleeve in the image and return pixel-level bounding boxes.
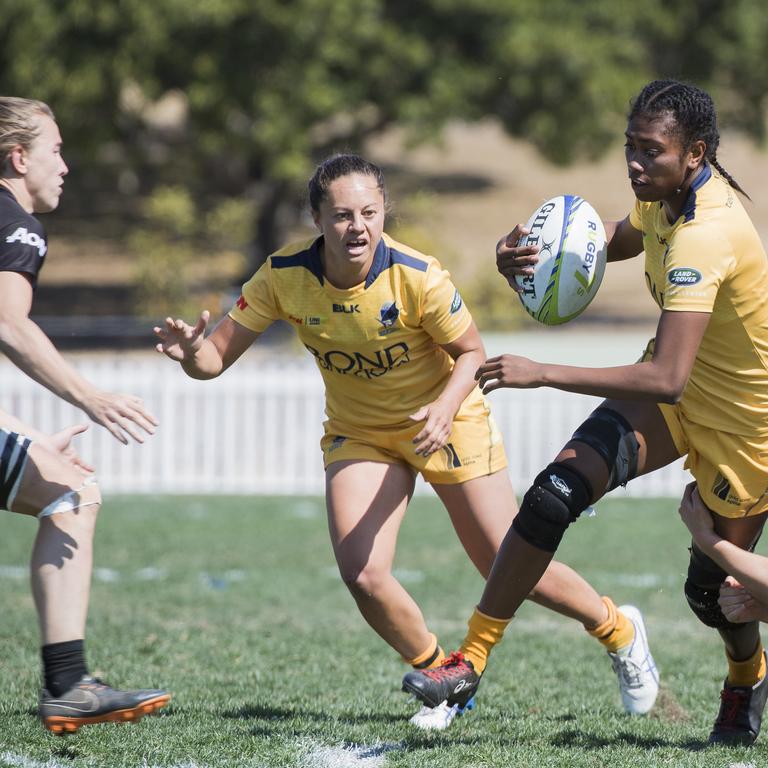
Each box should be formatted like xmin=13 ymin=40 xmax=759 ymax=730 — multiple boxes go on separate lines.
xmin=0 ymin=216 xmax=47 ymax=282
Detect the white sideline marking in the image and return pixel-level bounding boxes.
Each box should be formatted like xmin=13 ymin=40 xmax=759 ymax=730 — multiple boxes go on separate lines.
xmin=585 ymin=570 xmax=677 ymax=589
xmin=1 ymin=755 xmax=219 ymax=768
xmin=323 ymin=567 xmax=424 ymax=583
xmin=0 ymin=565 xmax=25 ymax=579
xmin=301 ymin=742 xmax=402 ymax=768
xmin=292 ymin=500 xmax=322 ymax=519
xmin=1 ymin=752 xmax=71 ymax=768
xmin=94 ymin=567 xmax=121 ymax=582
xmin=728 ymin=763 xmax=756 ymax=768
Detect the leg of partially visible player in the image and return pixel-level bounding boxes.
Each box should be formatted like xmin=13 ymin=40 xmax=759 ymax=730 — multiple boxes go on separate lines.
xmin=326 ymin=459 xmax=441 ymax=664
xmin=5 ymin=431 xmax=170 ymax=734
xmin=688 ymin=506 xmax=768 ymax=745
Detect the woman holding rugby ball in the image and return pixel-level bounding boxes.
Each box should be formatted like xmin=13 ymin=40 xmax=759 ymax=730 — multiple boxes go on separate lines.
xmin=403 ymin=79 xmax=768 ymax=746
xmin=155 ymin=153 xmax=655 ymax=729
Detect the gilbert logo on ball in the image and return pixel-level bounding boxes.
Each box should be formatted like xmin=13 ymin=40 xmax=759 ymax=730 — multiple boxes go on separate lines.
xmin=515 ymin=195 xmax=607 ymax=325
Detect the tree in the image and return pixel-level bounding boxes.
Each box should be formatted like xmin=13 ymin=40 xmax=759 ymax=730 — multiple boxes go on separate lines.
xmin=1 ymin=0 xmax=766 ymax=284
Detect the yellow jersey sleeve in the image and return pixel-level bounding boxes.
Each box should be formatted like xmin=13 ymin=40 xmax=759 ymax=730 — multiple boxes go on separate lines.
xmin=228 ymin=261 xmax=280 ymax=332
xmin=420 ymin=262 xmax=473 ymax=345
xmin=662 ymin=224 xmax=735 ymax=313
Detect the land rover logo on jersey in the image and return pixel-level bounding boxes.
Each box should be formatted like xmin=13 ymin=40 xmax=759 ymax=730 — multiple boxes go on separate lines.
xmin=667 ymin=268 xmax=702 ymax=285
xmin=450 ymin=289 xmax=463 ymax=314
xmin=378 ymin=302 xmax=399 ymax=328
xmin=5 ymin=227 xmax=47 ymax=257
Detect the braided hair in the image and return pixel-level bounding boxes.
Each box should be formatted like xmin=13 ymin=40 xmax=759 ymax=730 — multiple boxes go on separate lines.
xmin=629 ymin=80 xmax=749 ymax=199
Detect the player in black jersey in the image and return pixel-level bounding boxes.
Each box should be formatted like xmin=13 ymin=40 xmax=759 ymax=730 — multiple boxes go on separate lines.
xmin=0 ymin=97 xmax=169 ymax=733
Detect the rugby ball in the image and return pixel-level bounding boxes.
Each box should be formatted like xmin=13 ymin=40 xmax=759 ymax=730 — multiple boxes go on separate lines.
xmin=514 ymin=195 xmax=607 ymax=325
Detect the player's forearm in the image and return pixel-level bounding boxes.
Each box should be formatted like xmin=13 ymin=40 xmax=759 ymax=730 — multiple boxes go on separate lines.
xmin=0 ymin=316 xmax=97 ymax=406
xmin=699 ymin=534 xmax=768 ymax=610
xmin=179 ymin=338 xmax=226 ymax=380
xmin=0 ymin=407 xmax=48 ymax=442
xmin=436 ymin=347 xmax=486 ymax=414
xmin=538 ymin=360 xmax=683 ymax=403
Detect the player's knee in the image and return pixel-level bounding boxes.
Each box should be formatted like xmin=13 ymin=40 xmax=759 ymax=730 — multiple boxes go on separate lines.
xmin=684 ymin=545 xmax=738 ymax=629
xmin=571 ymin=407 xmax=640 ymax=492
xmin=38 ymin=478 xmax=102 ymax=522
xmin=512 ymin=463 xmax=593 ymax=552
xmin=338 ymin=559 xmax=389 ymax=599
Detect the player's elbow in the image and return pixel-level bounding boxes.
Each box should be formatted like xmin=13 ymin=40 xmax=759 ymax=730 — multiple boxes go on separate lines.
xmin=656 ymin=377 xmax=688 ymax=404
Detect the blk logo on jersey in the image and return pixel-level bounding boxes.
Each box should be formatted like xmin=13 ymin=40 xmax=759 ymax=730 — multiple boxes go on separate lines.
xmin=5 ymin=227 xmax=47 ymax=257
xmin=333 ymin=303 xmax=360 ymax=314
xmin=450 ymin=289 xmax=463 ymax=314
xmin=236 ymin=295 xmax=248 ymax=310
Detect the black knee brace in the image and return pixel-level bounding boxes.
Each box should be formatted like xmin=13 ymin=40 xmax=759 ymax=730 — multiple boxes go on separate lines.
xmin=685 ymin=545 xmax=741 ymax=630
xmin=571 ymin=407 xmax=640 ymax=492
xmin=512 ymin=463 xmax=593 ymax=553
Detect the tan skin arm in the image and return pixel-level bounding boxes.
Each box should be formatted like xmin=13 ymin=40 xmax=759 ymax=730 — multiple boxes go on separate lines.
xmin=410 ymin=321 xmax=485 ymax=456
xmin=0 ymin=271 xmax=157 ymax=443
xmin=679 ymin=483 xmax=768 ymax=622
xmin=154 ymin=311 xmax=261 ymax=378
xmin=0 ymin=406 xmax=94 ymax=474
xmin=476 ymin=309 xmax=710 ymax=403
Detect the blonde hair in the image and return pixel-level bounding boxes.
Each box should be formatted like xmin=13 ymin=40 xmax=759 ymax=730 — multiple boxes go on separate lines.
xmin=0 ymin=97 xmax=55 ymax=172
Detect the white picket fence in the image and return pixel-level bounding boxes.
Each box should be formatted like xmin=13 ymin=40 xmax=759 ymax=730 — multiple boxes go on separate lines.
xmin=0 ymin=352 xmax=690 ymax=497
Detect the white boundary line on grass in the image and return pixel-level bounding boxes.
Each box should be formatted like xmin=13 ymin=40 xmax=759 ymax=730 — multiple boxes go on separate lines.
xmin=1 ymin=753 xmax=73 ymax=768
xmin=299 ymin=742 xmax=404 ymax=768
xmin=1 ymin=756 xmax=216 ymax=768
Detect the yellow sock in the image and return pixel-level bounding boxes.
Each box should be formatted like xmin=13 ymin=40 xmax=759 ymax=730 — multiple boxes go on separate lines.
xmin=404 ymin=633 xmax=446 ymax=669
xmin=586 ymin=596 xmax=635 ymax=653
xmin=727 ymin=644 xmax=766 ymax=687
xmin=459 ymin=607 xmax=512 ymax=674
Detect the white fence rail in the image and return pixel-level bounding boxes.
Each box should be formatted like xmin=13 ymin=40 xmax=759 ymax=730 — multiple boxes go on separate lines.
xmin=0 ymin=353 xmax=689 ymax=497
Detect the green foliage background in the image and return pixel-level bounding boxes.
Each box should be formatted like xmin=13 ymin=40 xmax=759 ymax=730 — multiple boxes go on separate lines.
xmin=1 ymin=0 xmax=767 ymax=322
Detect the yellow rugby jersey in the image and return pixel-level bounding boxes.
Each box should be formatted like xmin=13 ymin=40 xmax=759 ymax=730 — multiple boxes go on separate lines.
xmin=229 ymin=232 xmax=486 ymax=430
xmin=629 ymin=164 xmax=768 ymax=436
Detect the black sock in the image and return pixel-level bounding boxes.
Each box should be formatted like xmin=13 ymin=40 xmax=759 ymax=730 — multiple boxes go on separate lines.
xmin=41 ymin=639 xmax=88 ymax=697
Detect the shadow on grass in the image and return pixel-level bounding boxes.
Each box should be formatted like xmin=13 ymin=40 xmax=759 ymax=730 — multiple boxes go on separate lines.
xmin=551 ymin=728 xmax=708 ymax=751
xmin=223 ymin=703 xmax=400 ymax=725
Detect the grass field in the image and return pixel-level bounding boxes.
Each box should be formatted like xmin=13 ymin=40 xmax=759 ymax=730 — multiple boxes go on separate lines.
xmin=0 ymin=493 xmax=764 ymax=767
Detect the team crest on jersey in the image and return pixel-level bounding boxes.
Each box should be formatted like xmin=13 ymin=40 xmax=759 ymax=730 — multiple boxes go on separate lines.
xmin=377 ymin=302 xmax=399 ymax=335
xmin=5 ymin=227 xmax=47 ymax=257
xmin=450 ymin=289 xmax=463 ymax=314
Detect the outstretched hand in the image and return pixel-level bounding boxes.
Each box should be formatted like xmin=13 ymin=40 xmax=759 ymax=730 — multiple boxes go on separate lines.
xmin=82 ymin=390 xmax=158 ymax=444
xmin=154 ymin=311 xmax=210 ymax=362
xmin=475 ymin=354 xmax=542 ymax=394
xmin=496 ymin=224 xmax=539 ymax=293
xmin=45 ymin=423 xmax=94 ymax=475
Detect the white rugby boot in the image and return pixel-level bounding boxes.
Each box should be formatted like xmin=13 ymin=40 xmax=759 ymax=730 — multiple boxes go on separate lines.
xmin=608 ymin=604 xmax=659 ymax=715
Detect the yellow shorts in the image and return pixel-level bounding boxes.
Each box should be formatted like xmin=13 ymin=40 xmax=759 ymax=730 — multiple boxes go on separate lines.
xmin=658 ymin=402 xmax=768 ymax=518
xmin=321 ymin=411 xmax=508 ymax=485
